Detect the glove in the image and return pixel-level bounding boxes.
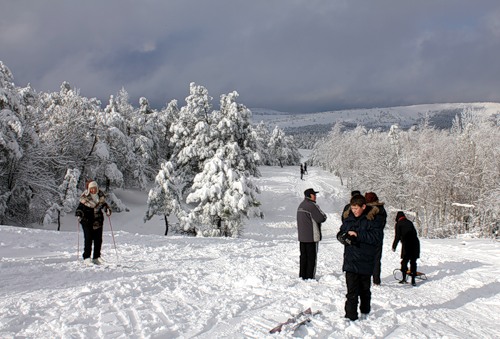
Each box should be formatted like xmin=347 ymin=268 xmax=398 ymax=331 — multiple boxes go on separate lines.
xmin=337 ymin=231 xmax=356 ymax=246
xmin=75 ymin=210 xmax=84 ymax=218
xmin=345 ymin=235 xmax=354 ymax=246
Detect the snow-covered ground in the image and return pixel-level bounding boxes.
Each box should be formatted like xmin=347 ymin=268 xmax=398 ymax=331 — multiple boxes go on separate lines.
xmin=1 ymin=156 xmax=500 ymax=338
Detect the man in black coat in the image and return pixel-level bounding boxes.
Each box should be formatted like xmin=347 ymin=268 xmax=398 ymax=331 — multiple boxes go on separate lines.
xmin=297 ymin=188 xmax=327 ymax=280
xmin=337 ymin=194 xmax=383 ymax=321
xmin=392 ymin=211 xmax=420 ymax=286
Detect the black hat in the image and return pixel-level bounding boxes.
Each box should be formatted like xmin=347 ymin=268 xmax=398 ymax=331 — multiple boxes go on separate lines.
xmin=351 ymin=190 xmax=361 ymax=197
xmin=304 ymin=188 xmax=319 ymax=198
xmin=395 ymin=211 xmax=406 ymax=221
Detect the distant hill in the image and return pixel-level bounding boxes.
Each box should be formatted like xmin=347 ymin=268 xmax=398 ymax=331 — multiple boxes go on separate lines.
xmin=251 ymin=102 xmax=500 ymax=135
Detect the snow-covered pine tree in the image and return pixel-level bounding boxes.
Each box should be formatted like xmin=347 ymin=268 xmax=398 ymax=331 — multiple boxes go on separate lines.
xmin=128 ymin=97 xmax=161 ymax=187
xmin=156 ymin=99 xmax=179 ymax=163
xmin=43 ymin=168 xmax=81 ymax=230
xmin=169 ymin=83 xmax=214 ymax=194
xmin=267 ymin=126 xmax=301 ymax=167
xmin=186 ymin=91 xmax=261 ymax=237
xmin=253 ymin=121 xmax=270 ymax=165
xmin=144 ymin=161 xmax=182 ymax=235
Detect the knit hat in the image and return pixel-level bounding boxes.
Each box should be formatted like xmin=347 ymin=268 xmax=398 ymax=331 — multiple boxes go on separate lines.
xmin=395 ymin=211 xmax=405 ymax=221
xmin=365 ymin=192 xmax=378 ymax=203
xmin=88 ymin=181 xmax=98 ymax=190
xmin=351 ymin=190 xmax=361 ymax=197
xmin=304 ymin=188 xmax=319 ymax=198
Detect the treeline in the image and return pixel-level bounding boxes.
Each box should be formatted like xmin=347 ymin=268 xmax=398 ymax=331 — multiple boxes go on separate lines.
xmin=310 ymin=113 xmax=500 ymax=238
xmin=0 ymin=61 xmax=300 ymax=235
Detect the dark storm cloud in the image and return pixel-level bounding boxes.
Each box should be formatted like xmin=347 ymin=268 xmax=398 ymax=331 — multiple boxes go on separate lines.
xmin=2 ymin=0 xmax=500 ymax=112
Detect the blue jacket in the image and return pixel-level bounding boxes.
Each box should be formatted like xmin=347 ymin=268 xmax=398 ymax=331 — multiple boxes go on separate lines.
xmin=339 ymin=205 xmax=383 ymax=275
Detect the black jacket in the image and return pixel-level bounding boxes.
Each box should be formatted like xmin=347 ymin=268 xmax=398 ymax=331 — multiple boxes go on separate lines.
xmin=75 ymin=190 xmax=108 ymax=229
xmin=392 ymin=217 xmax=420 ymax=259
xmin=338 ymin=206 xmax=384 ymax=275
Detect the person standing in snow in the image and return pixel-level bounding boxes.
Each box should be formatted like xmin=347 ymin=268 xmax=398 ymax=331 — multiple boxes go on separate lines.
xmin=297 ymin=188 xmax=327 ymax=280
xmin=300 ymin=164 xmax=305 ymax=180
xmin=75 ymin=180 xmax=112 ymax=265
xmin=364 ymin=192 xmax=387 ymax=285
xmin=392 ymin=211 xmax=420 ymax=286
xmin=304 ymin=162 xmax=308 ymax=174
xmin=337 ymin=194 xmax=383 ymax=321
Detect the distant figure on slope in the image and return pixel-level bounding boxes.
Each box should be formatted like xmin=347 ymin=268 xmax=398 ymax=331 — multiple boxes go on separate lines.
xmin=341 ymin=190 xmax=362 ymax=222
xmin=337 ymin=194 xmax=383 ymax=321
xmin=297 ymin=188 xmax=327 ymax=280
xmin=300 ymin=164 xmax=305 ymax=180
xmin=75 ymin=180 xmax=112 ymax=266
xmin=304 ymin=162 xmax=308 ymax=174
xmin=392 ymin=211 xmax=420 ymax=286
xmin=364 ymin=192 xmax=387 ymax=285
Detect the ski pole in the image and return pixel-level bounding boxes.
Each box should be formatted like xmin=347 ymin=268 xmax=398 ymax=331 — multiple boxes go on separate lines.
xmin=107 ymin=215 xmax=119 ymax=262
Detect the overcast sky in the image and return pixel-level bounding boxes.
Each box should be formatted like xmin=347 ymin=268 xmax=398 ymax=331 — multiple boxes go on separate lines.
xmin=2 ymin=1 xmax=500 ymax=113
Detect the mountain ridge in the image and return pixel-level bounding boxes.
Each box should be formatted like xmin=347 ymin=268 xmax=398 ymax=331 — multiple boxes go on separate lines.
xmin=251 ymin=102 xmax=500 ymax=132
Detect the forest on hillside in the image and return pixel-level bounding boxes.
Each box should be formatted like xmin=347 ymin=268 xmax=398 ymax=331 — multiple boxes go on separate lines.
xmin=310 ymin=114 xmax=500 ymax=238
xmin=2 ymin=59 xmax=499 ymax=239
xmin=0 ymin=61 xmax=300 ymax=236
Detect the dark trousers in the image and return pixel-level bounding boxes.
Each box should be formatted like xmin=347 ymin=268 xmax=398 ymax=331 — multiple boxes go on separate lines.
xmin=345 ymin=272 xmax=372 ymax=320
xmin=82 ymin=224 xmax=103 ymax=260
xmin=299 ymin=242 xmax=318 ymax=280
xmin=401 ymin=257 xmax=417 ymax=278
xmin=373 ymin=243 xmax=383 ymax=284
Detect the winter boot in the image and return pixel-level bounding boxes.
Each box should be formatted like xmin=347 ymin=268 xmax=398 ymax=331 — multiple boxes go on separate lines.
xmin=411 ymin=275 xmax=416 ymax=286
xmin=84 ymin=258 xmax=93 ymax=266
xmin=399 ymin=271 xmax=407 ymax=284
xmin=93 ymin=257 xmax=104 ymax=265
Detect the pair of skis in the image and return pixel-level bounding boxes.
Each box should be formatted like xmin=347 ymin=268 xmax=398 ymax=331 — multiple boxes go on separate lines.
xmin=269 ymin=308 xmax=322 ymax=334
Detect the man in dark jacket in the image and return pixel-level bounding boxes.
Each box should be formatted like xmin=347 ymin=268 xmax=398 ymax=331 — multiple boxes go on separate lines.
xmin=75 ymin=181 xmax=112 ymax=265
xmin=392 ymin=211 xmax=420 ymax=286
xmin=297 ymin=188 xmax=327 ymax=280
xmin=365 ymin=192 xmax=387 ymax=285
xmin=337 ymin=194 xmax=383 ymax=321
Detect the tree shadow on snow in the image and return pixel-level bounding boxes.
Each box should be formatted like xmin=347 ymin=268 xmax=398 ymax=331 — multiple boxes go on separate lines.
xmin=398 ymin=281 xmax=500 ymax=313
xmin=420 ymin=260 xmax=483 ymax=283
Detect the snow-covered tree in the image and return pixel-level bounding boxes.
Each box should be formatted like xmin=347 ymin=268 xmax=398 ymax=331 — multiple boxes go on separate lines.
xmin=312 ymin=110 xmax=500 ymax=238
xmin=43 ymin=168 xmax=81 ymax=230
xmin=38 ymin=82 xmax=102 ymax=188
xmin=267 ymin=126 xmax=301 ymax=167
xmin=0 ymin=62 xmax=47 ymax=225
xmin=169 ymin=83 xmax=214 ymax=193
xmin=156 ymin=99 xmax=179 ymax=162
xmin=252 ymin=121 xmax=270 ymax=165
xmin=145 ymin=161 xmax=182 ymax=235
xmin=185 ymin=91 xmax=261 ymax=236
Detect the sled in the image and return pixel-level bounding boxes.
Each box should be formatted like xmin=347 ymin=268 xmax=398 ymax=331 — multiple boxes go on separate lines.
xmin=392 ymin=268 xmax=427 ymax=282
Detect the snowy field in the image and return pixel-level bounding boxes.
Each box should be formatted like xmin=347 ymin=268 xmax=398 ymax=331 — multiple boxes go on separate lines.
xmin=1 ymin=157 xmax=500 ymax=338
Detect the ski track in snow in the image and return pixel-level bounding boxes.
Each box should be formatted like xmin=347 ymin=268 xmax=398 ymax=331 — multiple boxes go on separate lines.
xmin=1 ymin=159 xmax=500 ymax=338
